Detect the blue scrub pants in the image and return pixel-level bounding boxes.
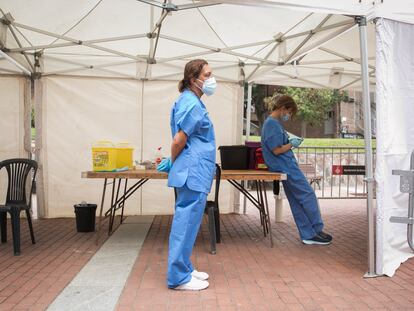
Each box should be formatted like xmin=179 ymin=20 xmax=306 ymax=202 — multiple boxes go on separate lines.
xmin=282 ymin=165 xmax=324 ymax=240
xmin=167 ymin=184 xmax=207 ymax=288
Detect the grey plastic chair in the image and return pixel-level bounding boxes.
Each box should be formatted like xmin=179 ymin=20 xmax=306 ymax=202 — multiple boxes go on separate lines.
xmin=0 ymin=158 xmax=37 ymax=255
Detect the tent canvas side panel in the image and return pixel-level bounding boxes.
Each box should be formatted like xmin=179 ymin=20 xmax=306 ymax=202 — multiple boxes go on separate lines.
xmin=376 ymin=18 xmax=414 ymax=276
xmin=39 ymin=77 xmax=241 ymax=217
xmin=138 ymin=81 xmax=241 ymax=215
xmin=0 ymin=77 xmax=27 ymax=203
xmin=140 ymin=80 xmax=178 ymax=215
xmin=40 ymin=76 xmax=143 ymax=217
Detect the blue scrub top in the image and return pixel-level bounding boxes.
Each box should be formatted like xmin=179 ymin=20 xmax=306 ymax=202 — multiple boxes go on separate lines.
xmin=168 ymin=89 xmax=216 ymax=194
xmin=261 ymin=116 xmax=298 ymax=174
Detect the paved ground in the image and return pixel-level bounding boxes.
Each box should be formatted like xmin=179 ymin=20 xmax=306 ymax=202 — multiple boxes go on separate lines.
xmin=1 ymin=199 xmax=414 ymax=311
xmin=116 ymin=199 xmax=414 ymax=311
xmin=0 ymin=218 xmax=109 ymax=310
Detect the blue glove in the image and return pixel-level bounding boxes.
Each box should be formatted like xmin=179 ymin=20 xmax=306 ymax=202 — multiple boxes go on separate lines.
xmin=289 ymin=137 xmax=303 ymax=148
xmin=156 ymin=157 xmax=172 ymax=173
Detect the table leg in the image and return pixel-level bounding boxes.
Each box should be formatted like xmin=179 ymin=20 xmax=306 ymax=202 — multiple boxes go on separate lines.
xmin=96 ymin=178 xmax=108 ymax=245
xmin=120 ymin=179 xmax=128 ymax=224
xmin=227 ymin=179 xmax=271 ymax=241
xmin=109 ymin=178 xmax=122 ymax=235
xmin=261 ymin=180 xmax=273 ymax=247
xmin=256 ymin=180 xmax=266 ymax=237
xmin=108 ymin=178 xmax=116 ymax=235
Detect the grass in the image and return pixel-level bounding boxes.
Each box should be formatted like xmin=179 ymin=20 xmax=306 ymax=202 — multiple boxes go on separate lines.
xmin=244 ymin=136 xmax=376 ymax=152
xmin=31 ymin=128 xmax=36 ymax=140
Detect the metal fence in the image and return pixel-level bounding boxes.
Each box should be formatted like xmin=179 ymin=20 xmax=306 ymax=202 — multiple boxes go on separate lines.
xmin=294 ymin=146 xmax=376 ymax=199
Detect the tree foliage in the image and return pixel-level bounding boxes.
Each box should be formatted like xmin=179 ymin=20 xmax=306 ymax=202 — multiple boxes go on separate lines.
xmin=264 ymin=87 xmax=348 ymax=126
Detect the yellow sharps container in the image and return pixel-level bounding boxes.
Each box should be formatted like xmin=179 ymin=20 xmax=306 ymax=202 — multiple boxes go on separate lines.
xmin=116 ymin=142 xmax=134 ymax=169
xmin=92 ymin=141 xmax=117 ymax=172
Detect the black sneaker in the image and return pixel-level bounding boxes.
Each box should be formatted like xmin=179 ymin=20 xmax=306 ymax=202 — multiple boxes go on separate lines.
xmin=302 ymin=234 xmax=331 ymax=245
xmin=317 ymin=231 xmax=332 ymax=241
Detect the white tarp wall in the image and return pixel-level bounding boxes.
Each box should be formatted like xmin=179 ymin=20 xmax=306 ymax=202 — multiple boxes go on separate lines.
xmin=40 ymin=76 xmax=241 ymax=217
xmin=0 ymin=76 xmax=29 ymax=202
xmin=376 ymin=18 xmax=414 ymax=276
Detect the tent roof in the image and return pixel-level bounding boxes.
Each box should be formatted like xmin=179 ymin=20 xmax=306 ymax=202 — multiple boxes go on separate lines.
xmin=0 ymin=0 xmax=408 ymax=89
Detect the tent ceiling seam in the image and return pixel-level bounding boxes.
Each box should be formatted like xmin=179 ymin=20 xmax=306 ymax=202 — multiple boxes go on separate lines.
xmin=194 ymin=1 xmax=229 ymax=49
xmin=43 ymin=0 xmax=104 ymax=53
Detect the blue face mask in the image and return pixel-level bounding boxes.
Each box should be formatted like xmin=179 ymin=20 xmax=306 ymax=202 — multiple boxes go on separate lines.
xmin=197 ymin=77 xmax=217 ymax=96
xmin=281 ymin=114 xmax=290 ymax=122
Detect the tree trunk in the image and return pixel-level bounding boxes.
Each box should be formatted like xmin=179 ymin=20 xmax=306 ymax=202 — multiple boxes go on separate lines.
xmin=301 ymin=121 xmax=307 ymax=137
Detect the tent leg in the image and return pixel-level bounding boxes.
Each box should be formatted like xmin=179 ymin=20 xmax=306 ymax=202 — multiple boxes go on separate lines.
xmin=357 ymin=16 xmax=379 ymax=278
xmin=246 ymin=83 xmax=252 ymax=140
xmin=243 ymin=83 xmax=253 ymax=214
xmin=34 ymin=78 xmax=46 ymax=218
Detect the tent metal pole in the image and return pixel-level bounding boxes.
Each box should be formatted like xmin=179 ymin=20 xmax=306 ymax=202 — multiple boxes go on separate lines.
xmin=10 ymin=34 xmax=148 ymax=52
xmin=223 ymin=39 xmax=275 ymax=51
xmin=224 ymin=50 xmax=283 ymax=66
xmin=242 ymin=83 xmax=253 ymax=214
xmin=319 ymin=47 xmax=376 ymax=70
xmin=10 ymin=21 xmax=146 ymax=61
xmin=338 ymin=69 xmax=375 ymax=90
xmin=42 ymin=55 xmax=137 ymax=78
xmin=0 ymin=67 xmax=22 ymax=74
xmin=245 ymin=42 xmax=280 ymax=81
xmin=159 ymin=34 xmax=220 ymax=51
xmin=269 ymin=68 xmax=331 ymax=89
xmin=246 ymin=83 xmax=252 ymax=140
xmin=6 ymin=24 xmax=35 ymax=71
xmin=0 ymin=50 xmax=31 ymax=75
xmin=299 ymin=57 xmax=375 ymax=66
xmin=10 ymin=42 xmax=75 ymax=52
xmin=0 ymin=11 xmax=33 ymax=71
xmin=246 ymin=13 xmax=313 ymax=81
xmin=284 ymin=15 xmax=332 ymax=63
xmin=288 ymin=24 xmax=357 ymax=64
xmin=357 ymin=16 xmax=377 ymax=278
xmin=157 ymin=51 xmax=215 ymax=63
xmin=42 ymin=62 xmax=138 ymax=75
xmin=283 ymin=20 xmax=355 ymax=40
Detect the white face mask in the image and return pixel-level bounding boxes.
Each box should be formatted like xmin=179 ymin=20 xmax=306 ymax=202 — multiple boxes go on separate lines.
xmin=196 ymin=77 xmax=217 ymax=96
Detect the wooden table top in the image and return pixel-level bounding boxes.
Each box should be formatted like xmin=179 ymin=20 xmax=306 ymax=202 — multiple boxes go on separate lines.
xmin=82 ymin=169 xmax=286 ymax=181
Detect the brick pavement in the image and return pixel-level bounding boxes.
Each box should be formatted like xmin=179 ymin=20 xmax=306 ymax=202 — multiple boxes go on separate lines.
xmin=1 ymin=199 xmax=414 ymax=311
xmin=0 ymin=217 xmax=109 ymax=311
xmin=116 ymin=199 xmax=414 ymax=311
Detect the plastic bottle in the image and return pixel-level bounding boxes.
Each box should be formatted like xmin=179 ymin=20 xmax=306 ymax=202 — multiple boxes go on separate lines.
xmin=154 ymin=147 xmax=163 ymax=165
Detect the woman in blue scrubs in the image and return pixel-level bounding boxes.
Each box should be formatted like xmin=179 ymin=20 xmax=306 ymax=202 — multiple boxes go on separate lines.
xmin=261 ymin=95 xmax=332 ymax=245
xmin=158 ymin=59 xmax=216 ymax=290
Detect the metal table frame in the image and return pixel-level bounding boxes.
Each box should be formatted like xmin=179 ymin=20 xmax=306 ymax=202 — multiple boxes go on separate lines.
xmin=82 ymin=170 xmax=286 ymax=247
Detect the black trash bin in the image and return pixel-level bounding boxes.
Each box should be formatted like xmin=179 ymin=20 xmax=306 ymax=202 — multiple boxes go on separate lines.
xmin=74 ymin=203 xmax=97 ymax=232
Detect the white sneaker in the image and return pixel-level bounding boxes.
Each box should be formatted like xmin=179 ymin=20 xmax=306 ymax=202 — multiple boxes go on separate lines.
xmin=191 ymin=269 xmax=209 ymax=281
xmin=174 ymin=276 xmax=209 ymax=291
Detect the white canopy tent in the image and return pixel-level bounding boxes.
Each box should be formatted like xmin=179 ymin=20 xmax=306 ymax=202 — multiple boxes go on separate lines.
xmin=0 ymin=0 xmax=413 ymax=277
